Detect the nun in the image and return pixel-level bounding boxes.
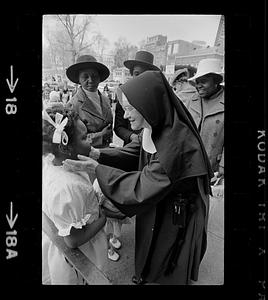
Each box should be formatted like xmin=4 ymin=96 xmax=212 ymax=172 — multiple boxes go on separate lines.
xmin=63 ymin=70 xmax=213 ymax=285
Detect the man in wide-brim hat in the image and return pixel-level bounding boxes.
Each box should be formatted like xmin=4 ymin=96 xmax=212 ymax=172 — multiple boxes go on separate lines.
xmin=124 ymin=50 xmax=160 ymax=76
xmin=187 ymin=58 xmax=223 ymax=82
xmin=114 ymin=51 xmax=160 ymax=147
xmin=184 ymin=58 xmax=224 ymax=177
xmin=65 ymin=54 xmax=113 ymax=148
xmin=66 ymin=54 xmax=110 ymax=84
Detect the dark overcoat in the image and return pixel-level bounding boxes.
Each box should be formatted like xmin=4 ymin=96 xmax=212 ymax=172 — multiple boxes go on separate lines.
xmin=184 ymin=89 xmax=224 ymax=172
xmin=96 ymin=138 xmax=209 ymax=285
xmin=96 ymin=71 xmax=212 ymax=284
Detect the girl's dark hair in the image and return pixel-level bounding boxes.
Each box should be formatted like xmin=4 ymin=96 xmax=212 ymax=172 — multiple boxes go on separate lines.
xmin=42 ymin=106 xmax=79 ymax=156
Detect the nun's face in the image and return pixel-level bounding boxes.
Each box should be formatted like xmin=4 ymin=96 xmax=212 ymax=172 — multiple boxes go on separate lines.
xmin=79 ymin=68 xmax=100 ymax=92
xmin=121 ymin=93 xmax=147 ymax=130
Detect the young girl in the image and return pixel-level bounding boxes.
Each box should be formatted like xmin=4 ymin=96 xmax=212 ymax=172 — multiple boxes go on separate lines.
xmin=42 ymin=106 xmax=108 ymax=285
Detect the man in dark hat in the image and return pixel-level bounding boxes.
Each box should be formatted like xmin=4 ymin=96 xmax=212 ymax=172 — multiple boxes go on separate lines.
xmin=66 ymin=54 xmax=113 ymax=149
xmin=114 ymin=51 xmax=160 ymax=145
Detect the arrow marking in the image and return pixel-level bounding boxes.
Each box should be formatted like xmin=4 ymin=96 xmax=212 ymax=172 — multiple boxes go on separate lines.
xmin=6 ymin=65 xmax=19 ymax=93
xmin=6 ymin=202 xmax=18 ymax=229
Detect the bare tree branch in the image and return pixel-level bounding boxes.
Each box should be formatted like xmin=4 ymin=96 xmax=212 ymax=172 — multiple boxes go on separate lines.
xmin=44 ymin=15 xmax=96 ymax=71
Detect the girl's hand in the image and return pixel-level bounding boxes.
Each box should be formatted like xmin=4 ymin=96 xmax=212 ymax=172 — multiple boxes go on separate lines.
xmin=101 ymin=124 xmax=112 ymax=137
xmin=93 ymin=179 xmax=104 ymax=204
xmin=102 ymin=199 xmax=121 ymax=213
xmin=218 ymin=166 xmax=224 ymax=177
xmin=130 ymin=133 xmax=139 ymax=143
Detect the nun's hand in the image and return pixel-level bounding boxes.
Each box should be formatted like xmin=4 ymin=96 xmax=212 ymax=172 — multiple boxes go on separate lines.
xmin=63 ymin=155 xmax=99 ymax=173
xmin=89 ymin=146 xmax=100 ymax=161
xmin=103 ymin=207 xmax=126 ymax=220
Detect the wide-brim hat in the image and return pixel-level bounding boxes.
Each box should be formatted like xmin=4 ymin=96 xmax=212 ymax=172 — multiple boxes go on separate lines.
xmin=124 ymin=51 xmax=160 ymax=75
xmin=66 ymin=55 xmax=110 ymax=84
xmin=188 ymin=58 xmax=224 ymax=82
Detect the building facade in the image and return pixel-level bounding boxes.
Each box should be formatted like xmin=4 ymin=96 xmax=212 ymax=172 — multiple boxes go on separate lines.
xmin=174 ymin=15 xmax=224 ymax=70
xmin=112 ymin=67 xmax=131 ymax=83
xmin=214 ymin=15 xmax=225 ymax=53
xmin=166 ymin=39 xmax=204 ymax=65
xmin=175 ymin=46 xmax=224 ymax=68
xmin=101 ymin=54 xmax=115 ymax=71
xmin=143 ymin=34 xmax=168 ymax=69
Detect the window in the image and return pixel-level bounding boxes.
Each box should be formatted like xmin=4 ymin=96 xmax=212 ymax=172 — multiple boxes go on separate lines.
xmin=173 ymin=43 xmax=179 ymax=54
xmin=168 ymin=44 xmax=172 ymax=55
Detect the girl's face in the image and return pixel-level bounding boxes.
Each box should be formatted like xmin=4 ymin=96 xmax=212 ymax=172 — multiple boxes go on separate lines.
xmin=195 ymin=75 xmax=218 ymax=99
xmin=121 ymin=94 xmax=147 ymax=130
xmin=79 ymin=68 xmax=100 ymax=92
xmin=71 ymin=118 xmax=92 ymax=157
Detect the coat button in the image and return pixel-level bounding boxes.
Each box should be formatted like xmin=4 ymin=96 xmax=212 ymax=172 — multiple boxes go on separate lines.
xmin=216 ymin=120 xmax=220 ymax=124
xmin=152 ymin=227 xmax=154 ymax=231
xmin=213 ymin=132 xmax=218 ymax=137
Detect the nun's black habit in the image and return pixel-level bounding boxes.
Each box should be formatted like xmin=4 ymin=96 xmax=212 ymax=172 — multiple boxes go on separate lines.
xmin=95 ymin=71 xmax=213 ymax=285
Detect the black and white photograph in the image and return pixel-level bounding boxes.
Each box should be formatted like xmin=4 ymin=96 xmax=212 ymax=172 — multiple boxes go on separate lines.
xmin=1 ymin=4 xmax=266 ymax=297
xmin=42 ymin=14 xmax=224 ymax=285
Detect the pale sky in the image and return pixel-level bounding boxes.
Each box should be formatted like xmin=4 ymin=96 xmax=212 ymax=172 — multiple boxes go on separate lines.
xmin=94 ymin=14 xmax=221 ymax=51
xmin=43 ymin=14 xmax=222 ymax=52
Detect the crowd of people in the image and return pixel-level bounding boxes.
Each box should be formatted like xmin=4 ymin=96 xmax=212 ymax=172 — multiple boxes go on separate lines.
xmin=42 ymin=50 xmax=224 ymax=285
xmin=42 ymin=80 xmax=75 ymax=108
xmin=42 ymin=75 xmax=118 ymax=111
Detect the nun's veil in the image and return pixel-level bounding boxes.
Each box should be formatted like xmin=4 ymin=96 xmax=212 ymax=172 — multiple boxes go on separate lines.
xmin=120 ymin=71 xmax=213 ymax=192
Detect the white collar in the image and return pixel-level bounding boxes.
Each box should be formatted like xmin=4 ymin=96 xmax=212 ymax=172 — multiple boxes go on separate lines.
xmin=82 ymin=87 xmax=99 ymax=98
xmin=142 ymin=127 xmax=156 ymax=154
